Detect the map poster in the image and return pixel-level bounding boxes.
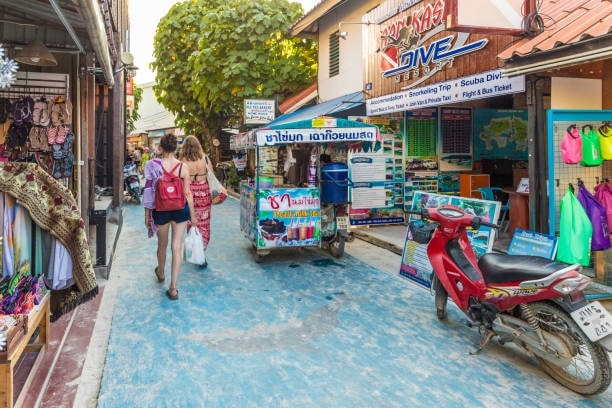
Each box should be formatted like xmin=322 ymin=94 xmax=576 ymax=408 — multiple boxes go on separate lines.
xmin=399 ymin=191 xmax=500 ymax=289
xmin=474 ymin=108 xmax=528 ymax=160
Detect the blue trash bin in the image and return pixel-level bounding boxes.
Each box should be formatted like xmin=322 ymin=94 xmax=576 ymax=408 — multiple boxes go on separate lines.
xmin=321 ymin=162 xmax=349 ymax=204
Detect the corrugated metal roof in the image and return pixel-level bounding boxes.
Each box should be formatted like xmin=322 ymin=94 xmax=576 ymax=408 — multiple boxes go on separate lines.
xmin=267 ymin=91 xmax=364 ymax=126
xmin=498 ymin=0 xmax=612 ymax=61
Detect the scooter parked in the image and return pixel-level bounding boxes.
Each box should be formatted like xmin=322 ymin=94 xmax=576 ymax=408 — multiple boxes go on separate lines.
xmin=411 ymin=204 xmax=612 ymax=395
xmin=320 ymin=202 xmax=350 ymax=258
xmin=123 ymin=162 xmax=141 ymax=204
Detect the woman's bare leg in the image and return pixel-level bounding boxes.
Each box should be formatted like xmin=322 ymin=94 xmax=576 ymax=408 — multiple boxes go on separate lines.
xmin=169 ymin=220 xmax=188 ymax=295
xmin=156 ymin=223 xmax=170 ymax=278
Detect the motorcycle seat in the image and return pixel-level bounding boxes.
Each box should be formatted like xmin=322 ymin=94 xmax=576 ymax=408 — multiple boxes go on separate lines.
xmin=478 ymin=253 xmax=569 ymax=284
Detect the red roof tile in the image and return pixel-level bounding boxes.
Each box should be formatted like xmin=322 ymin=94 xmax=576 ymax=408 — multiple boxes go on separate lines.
xmin=278 ymin=83 xmax=318 ymax=113
xmin=498 ymin=0 xmax=612 ymax=61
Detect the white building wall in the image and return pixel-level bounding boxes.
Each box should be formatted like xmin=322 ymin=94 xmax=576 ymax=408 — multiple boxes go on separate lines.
xmin=317 ymin=0 xmax=380 ymax=102
xmin=133 ymin=82 xmax=177 ymax=132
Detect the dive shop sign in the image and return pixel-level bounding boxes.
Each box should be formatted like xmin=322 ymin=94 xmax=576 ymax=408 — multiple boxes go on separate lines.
xmin=366 ymin=69 xmax=525 ymax=116
xmin=378 ymin=0 xmax=487 ymax=88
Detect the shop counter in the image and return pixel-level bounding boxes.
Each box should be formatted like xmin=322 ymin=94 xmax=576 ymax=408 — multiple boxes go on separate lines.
xmin=502 ymin=189 xmax=530 ymax=236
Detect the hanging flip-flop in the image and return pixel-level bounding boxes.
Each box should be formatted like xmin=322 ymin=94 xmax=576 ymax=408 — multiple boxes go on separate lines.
xmin=63 ymin=152 xmax=74 ymax=178
xmin=52 ymin=159 xmax=62 ymax=179
xmin=47 ymin=126 xmax=57 ymax=144
xmin=55 ymin=125 xmax=68 ymax=144
xmin=62 ymin=130 xmax=75 ymax=151
xmin=52 ymin=143 xmax=65 ymax=160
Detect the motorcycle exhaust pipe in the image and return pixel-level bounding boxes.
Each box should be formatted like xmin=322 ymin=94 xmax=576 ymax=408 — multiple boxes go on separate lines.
xmin=492 ymin=315 xmax=573 ymax=367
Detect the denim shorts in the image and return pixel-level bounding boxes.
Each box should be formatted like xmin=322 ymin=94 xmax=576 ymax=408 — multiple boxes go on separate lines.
xmin=152 ymin=203 xmax=190 ymax=225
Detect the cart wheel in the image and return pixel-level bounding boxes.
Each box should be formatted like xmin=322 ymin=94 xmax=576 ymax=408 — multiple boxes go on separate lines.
xmin=329 ymin=235 xmax=345 ymax=258
xmin=345 ymin=232 xmax=354 ymax=242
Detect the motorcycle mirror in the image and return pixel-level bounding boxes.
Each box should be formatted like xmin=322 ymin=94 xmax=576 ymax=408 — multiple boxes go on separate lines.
xmin=471 ymin=217 xmax=482 ymax=228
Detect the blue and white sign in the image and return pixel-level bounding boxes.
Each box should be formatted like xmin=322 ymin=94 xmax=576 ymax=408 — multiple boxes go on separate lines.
xmin=255 ymin=128 xmax=378 ymax=146
xmin=366 ymin=69 xmax=525 ymax=116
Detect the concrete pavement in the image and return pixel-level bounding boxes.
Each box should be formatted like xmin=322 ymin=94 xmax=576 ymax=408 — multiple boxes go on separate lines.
xmin=75 ymin=196 xmax=611 ymax=407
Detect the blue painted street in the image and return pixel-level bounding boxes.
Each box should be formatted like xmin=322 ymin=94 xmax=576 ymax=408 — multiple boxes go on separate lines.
xmin=94 ymin=197 xmax=611 ymax=407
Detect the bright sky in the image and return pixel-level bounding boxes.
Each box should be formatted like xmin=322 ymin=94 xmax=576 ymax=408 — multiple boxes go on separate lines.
xmin=128 ymin=0 xmax=319 ymax=84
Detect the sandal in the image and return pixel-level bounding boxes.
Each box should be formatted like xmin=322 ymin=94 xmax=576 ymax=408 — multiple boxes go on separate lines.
xmin=63 ymin=152 xmax=74 ymax=177
xmin=47 ymin=126 xmax=57 ymax=144
xmin=52 ymin=159 xmax=62 ymax=179
xmin=166 ymin=288 xmax=179 ymax=300
xmin=154 ymin=266 xmax=165 ymax=283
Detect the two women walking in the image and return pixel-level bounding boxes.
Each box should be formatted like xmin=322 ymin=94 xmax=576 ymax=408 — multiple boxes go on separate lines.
xmin=142 ymin=134 xmax=213 ymax=300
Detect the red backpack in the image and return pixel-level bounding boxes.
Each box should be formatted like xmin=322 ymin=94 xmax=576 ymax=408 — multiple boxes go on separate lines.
xmin=155 ymin=162 xmax=186 ymax=211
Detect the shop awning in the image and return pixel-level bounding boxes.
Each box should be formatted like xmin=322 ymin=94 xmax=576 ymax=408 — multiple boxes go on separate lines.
xmin=267 ymin=91 xmax=365 ymax=127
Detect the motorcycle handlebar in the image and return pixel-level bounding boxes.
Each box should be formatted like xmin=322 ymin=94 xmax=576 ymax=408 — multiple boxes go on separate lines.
xmin=407 ymin=209 xmax=499 ymax=229
xmin=471 ymin=217 xmax=499 ymax=229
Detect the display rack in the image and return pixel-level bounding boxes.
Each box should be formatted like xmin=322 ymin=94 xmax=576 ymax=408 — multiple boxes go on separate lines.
xmin=0 ymin=294 xmax=50 ymax=408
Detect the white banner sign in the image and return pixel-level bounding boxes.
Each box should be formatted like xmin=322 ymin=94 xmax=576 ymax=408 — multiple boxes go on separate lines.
xmin=244 ymin=99 xmax=276 ymax=124
xmin=366 ymin=69 xmax=525 ymax=116
xmin=256 ymin=127 xmax=378 ymax=146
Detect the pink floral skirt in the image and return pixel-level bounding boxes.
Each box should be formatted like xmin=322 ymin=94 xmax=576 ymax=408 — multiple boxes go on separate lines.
xmin=190 ymin=179 xmax=212 ymax=248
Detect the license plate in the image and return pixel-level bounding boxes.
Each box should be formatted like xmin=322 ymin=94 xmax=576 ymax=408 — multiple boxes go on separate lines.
xmin=570 ymin=301 xmax=612 ymax=342
xmin=336 ymin=216 xmax=349 ymax=230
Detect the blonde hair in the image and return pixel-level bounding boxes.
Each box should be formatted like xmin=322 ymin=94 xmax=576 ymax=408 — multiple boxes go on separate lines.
xmin=179 ymin=135 xmax=205 ymax=161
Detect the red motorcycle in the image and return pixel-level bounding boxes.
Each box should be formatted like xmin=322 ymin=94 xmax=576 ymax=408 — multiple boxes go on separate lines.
xmin=413 ymin=204 xmax=612 ymax=395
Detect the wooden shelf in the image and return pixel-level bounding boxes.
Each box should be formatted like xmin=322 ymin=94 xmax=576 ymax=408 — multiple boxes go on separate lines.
xmin=0 ymin=295 xmax=50 ymax=408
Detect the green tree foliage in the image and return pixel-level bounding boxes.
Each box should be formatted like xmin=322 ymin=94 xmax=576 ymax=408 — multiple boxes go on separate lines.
xmin=126 ymin=83 xmax=143 ymax=133
xmin=151 ymin=0 xmax=317 ymax=152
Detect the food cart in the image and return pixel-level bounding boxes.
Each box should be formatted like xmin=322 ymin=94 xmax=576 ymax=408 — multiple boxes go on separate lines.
xmin=237 ymin=117 xmax=380 ymax=262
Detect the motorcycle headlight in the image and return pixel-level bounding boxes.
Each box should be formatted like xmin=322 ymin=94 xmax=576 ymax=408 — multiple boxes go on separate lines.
xmin=552 ymin=274 xmax=590 ymax=294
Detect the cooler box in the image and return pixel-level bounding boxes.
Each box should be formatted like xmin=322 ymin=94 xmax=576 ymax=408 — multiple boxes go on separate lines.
xmin=321 ymin=162 xmax=348 ymax=204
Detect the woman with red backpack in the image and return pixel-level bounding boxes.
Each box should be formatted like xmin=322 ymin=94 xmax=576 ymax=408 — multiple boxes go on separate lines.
xmin=142 ymin=134 xmax=197 ymax=300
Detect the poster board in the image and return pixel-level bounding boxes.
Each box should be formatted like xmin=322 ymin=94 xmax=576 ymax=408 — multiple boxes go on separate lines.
xmin=399 ymin=191 xmax=500 ymax=288
xmin=507 ymin=228 xmax=558 ymax=259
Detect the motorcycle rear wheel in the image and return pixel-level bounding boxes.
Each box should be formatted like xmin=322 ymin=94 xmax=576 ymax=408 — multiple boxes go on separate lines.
xmin=329 ymin=234 xmax=345 ymax=258
xmin=527 ymin=301 xmax=611 ymax=395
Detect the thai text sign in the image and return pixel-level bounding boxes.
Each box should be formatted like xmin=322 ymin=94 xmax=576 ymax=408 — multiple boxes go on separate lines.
xmin=255 ymin=128 xmax=378 ymax=146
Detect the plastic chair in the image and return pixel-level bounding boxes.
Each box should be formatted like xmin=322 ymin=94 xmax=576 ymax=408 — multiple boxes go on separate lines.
xmin=477 ymin=187 xmax=509 ymax=231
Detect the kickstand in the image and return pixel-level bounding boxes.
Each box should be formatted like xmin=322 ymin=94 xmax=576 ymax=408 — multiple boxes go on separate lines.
xmin=470 ymin=331 xmax=495 ymax=355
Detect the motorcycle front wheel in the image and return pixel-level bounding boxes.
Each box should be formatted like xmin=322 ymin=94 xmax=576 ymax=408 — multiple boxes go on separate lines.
xmin=527 ymin=301 xmax=611 ymax=395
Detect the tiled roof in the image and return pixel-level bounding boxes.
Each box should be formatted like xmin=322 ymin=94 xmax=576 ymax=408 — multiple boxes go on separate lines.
xmin=278 ymin=83 xmax=318 ymax=113
xmin=498 ymin=0 xmax=612 ymax=61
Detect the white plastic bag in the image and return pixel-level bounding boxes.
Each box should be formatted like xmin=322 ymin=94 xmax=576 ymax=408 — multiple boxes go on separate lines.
xmin=184 ymin=227 xmax=206 ymax=265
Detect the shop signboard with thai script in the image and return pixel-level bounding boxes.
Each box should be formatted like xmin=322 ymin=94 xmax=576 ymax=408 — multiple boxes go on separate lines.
xmin=256 ymin=187 xmax=321 ymax=249
xmin=256 ymin=117 xmax=381 ymax=146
